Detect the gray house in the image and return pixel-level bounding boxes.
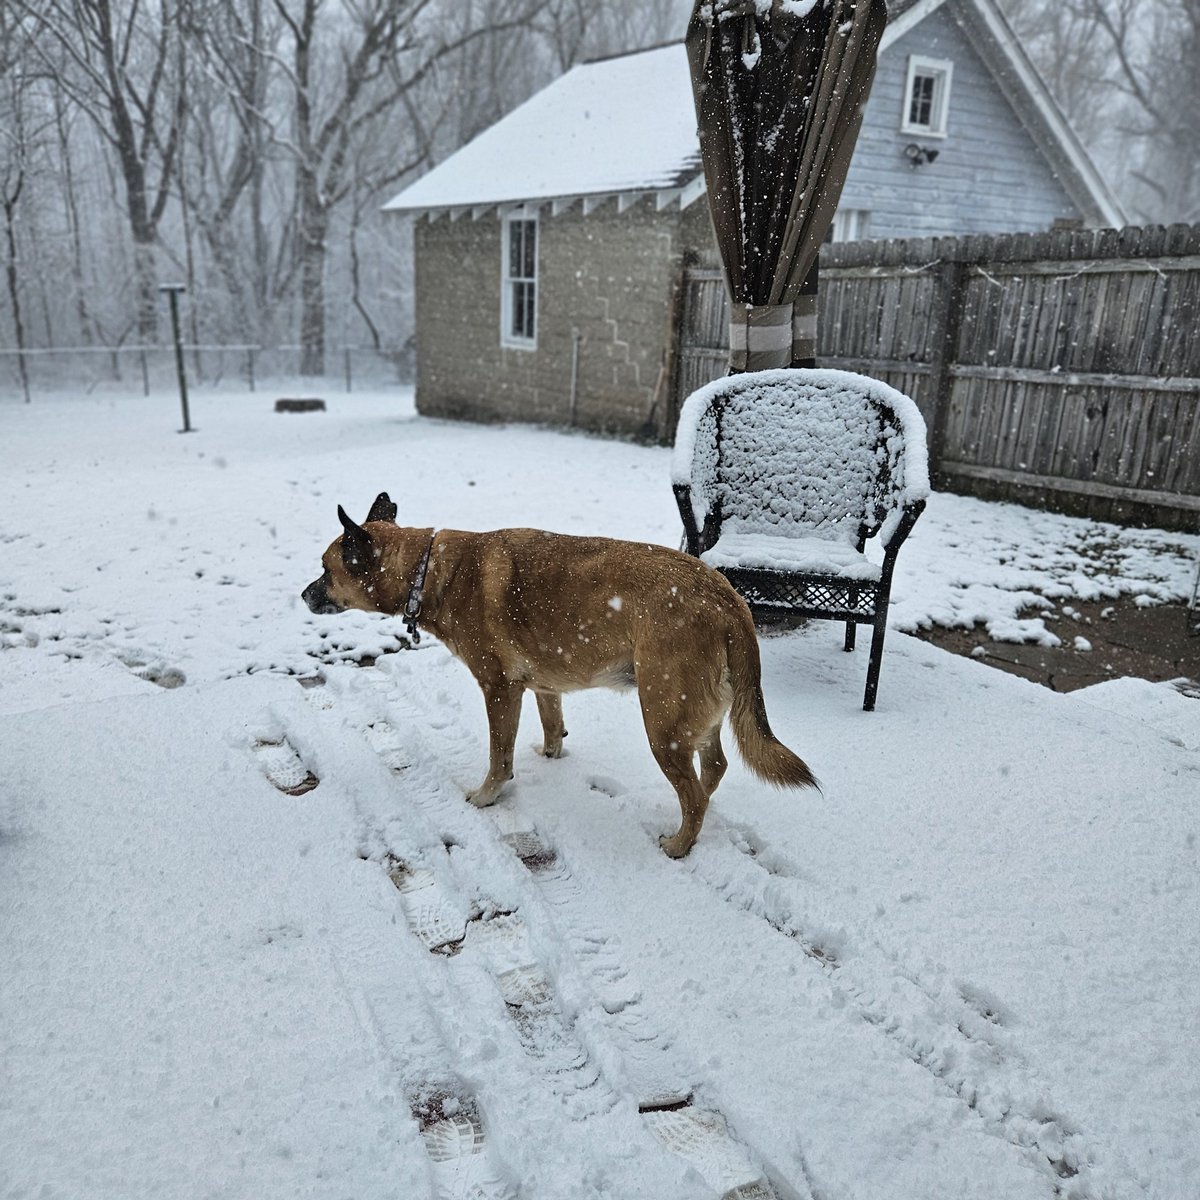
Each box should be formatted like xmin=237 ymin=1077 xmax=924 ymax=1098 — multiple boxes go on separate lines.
xmin=385 ymin=0 xmax=1124 ymax=441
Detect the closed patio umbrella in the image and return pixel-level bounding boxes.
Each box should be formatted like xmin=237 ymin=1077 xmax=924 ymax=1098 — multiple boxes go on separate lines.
xmin=686 ymin=0 xmax=887 ymax=371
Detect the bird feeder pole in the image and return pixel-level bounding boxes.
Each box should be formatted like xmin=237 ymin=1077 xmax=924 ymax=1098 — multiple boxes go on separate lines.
xmin=159 ymin=283 xmax=193 ymax=433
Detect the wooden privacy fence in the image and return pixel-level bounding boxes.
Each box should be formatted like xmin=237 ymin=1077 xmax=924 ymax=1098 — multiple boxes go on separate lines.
xmin=671 ymin=223 xmax=1200 ymax=531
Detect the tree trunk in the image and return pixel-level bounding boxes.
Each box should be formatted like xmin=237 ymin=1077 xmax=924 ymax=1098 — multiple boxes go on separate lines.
xmin=3 ymin=196 xmax=30 ymax=402
xmin=132 ymin=235 xmax=158 ymax=341
xmin=297 ymin=177 xmax=327 ymax=376
xmin=54 ymin=87 xmax=96 ymax=346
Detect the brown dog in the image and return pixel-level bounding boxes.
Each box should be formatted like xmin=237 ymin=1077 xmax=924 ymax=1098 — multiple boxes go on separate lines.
xmin=303 ymin=493 xmax=817 ymax=857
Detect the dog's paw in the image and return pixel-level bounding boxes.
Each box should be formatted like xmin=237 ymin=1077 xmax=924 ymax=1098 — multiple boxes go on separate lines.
xmin=658 ymin=831 xmax=695 ymax=859
xmin=531 ymin=741 xmax=567 ymax=760
xmin=465 ymin=783 xmax=506 ymax=808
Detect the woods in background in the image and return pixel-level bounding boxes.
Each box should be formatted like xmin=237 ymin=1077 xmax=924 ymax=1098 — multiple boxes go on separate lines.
xmin=0 ymin=0 xmax=1193 ymax=371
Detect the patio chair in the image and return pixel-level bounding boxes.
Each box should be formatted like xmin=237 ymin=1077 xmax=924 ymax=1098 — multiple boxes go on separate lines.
xmin=671 ymin=368 xmax=930 ymax=711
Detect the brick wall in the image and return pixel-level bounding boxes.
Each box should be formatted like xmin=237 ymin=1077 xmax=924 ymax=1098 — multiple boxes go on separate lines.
xmin=414 ymin=198 xmax=708 ymax=439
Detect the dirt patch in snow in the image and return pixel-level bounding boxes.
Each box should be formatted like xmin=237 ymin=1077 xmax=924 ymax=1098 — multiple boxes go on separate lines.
xmin=916 ymin=596 xmax=1200 ymax=693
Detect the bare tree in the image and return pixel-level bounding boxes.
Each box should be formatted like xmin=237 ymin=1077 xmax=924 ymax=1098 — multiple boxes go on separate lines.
xmin=0 ymin=0 xmax=688 ymax=367
xmin=531 ymin=0 xmax=687 ymax=70
xmin=1003 ymin=0 xmax=1200 ymax=223
xmin=1078 ymin=0 xmax=1200 ymax=221
xmin=18 ymin=0 xmax=189 ymax=339
xmin=0 ymin=14 xmax=51 ymax=399
xmin=260 ymin=0 xmax=556 ymax=375
xmin=177 ymin=0 xmax=283 ymax=341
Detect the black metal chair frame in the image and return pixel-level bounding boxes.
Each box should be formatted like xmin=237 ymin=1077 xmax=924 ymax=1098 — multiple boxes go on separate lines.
xmin=673 ymin=375 xmax=927 ymax=711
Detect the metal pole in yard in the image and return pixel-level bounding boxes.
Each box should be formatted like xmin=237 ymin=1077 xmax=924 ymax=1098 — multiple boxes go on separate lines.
xmin=344 ymin=346 xmax=352 ymax=393
xmin=569 ymin=328 xmax=582 ymax=425
xmin=140 ymin=349 xmax=149 ymax=397
xmin=246 ymin=347 xmax=256 ymax=393
xmin=159 ymin=283 xmax=193 ymax=433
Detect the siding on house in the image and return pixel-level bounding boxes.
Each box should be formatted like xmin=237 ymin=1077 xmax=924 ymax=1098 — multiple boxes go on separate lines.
xmin=840 ymin=8 xmax=1079 ymax=237
xmin=415 ymin=197 xmax=699 ymax=436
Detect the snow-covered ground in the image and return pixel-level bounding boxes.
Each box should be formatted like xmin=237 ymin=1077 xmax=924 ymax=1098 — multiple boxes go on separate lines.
xmin=2 ymin=386 xmax=1198 ymax=1200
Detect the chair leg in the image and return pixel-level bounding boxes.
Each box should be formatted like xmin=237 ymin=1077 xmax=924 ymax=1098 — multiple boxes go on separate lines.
xmin=844 ymin=621 xmax=856 ymax=652
xmin=863 ymin=611 xmax=888 ymax=712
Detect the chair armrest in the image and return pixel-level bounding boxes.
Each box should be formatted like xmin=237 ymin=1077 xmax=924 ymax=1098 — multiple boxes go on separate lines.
xmin=673 ymin=482 xmax=702 ymax=557
xmin=880 ymin=498 xmax=926 ymax=563
xmin=673 ymin=482 xmax=724 ymax=557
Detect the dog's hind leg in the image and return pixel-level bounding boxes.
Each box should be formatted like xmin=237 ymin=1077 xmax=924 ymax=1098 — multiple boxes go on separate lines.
xmin=467 ymin=675 xmax=524 ymax=808
xmin=637 ymin=690 xmax=710 ymax=858
xmin=698 ymin=726 xmax=728 ymax=798
xmin=533 ymin=690 xmax=567 ymax=759
xmin=651 ymin=742 xmax=710 ymax=859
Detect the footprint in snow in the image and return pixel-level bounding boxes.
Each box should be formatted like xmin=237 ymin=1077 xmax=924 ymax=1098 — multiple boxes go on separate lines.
xmin=253 ymin=738 xmax=319 ymax=796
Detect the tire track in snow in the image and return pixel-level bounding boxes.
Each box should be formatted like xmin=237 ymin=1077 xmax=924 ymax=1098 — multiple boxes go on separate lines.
xmin=247 ymin=697 xmax=519 ymax=1200
xmin=495 ymin=820 xmax=800 ymax=1200
xmin=351 ymin=661 xmax=812 ymax=1200
xmin=298 ymin=667 xmax=722 ymax=1198
xmin=683 ymin=820 xmax=1120 ymax=1198
xmin=383 ymin=849 xmax=609 ymax=1114
xmin=328 ymin=936 xmax=520 ymax=1200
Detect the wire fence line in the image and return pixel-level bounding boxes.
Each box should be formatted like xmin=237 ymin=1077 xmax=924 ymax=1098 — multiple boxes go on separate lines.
xmin=0 ymin=343 xmax=412 ymax=402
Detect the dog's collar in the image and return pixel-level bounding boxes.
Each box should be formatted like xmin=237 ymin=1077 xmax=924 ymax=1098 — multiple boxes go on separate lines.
xmin=403 ymin=532 xmax=436 ymax=644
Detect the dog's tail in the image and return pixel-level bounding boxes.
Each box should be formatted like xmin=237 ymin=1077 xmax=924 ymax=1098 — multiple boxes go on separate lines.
xmin=727 ymin=619 xmax=820 ymax=792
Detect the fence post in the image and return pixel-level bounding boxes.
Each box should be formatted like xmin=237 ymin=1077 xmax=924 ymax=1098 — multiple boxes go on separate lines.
xmin=246 ymin=347 xmax=256 ymax=393
xmin=140 ymin=349 xmax=149 ymax=397
xmin=344 ymin=346 xmax=352 ymax=393
xmin=925 ymin=250 xmax=969 ymax=484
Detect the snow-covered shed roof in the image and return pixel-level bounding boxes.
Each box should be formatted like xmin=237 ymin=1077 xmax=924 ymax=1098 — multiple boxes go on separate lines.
xmin=382 ymin=43 xmax=704 ymax=219
xmin=385 ymin=0 xmax=1124 ymax=228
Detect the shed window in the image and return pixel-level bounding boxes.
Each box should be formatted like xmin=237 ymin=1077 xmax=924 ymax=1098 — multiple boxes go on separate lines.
xmin=901 ymin=56 xmax=952 ymax=137
xmin=502 ymin=213 xmax=537 ymax=348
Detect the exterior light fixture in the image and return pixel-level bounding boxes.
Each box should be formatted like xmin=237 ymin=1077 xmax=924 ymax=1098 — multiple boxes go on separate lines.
xmin=904 ymin=142 xmax=940 ymax=166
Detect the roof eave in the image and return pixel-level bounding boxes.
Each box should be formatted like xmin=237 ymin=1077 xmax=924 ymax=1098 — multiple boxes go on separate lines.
xmin=381 ymin=175 xmax=707 ymax=220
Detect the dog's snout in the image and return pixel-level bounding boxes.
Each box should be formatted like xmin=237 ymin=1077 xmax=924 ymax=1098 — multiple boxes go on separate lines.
xmin=302 ymin=577 xmax=340 ymax=615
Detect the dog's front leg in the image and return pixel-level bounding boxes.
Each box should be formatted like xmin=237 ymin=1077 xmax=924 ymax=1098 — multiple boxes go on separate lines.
xmin=467 ymin=675 xmax=524 ymax=807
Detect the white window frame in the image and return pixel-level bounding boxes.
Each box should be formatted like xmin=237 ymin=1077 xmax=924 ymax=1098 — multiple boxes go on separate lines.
xmin=830 ymin=208 xmax=871 ymax=242
xmin=501 ymin=207 xmax=538 ymax=350
xmin=900 ymin=55 xmax=953 ymax=138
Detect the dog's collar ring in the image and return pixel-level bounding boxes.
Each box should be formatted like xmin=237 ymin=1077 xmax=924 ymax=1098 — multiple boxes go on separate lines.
xmin=403 ymin=533 xmax=435 ymax=645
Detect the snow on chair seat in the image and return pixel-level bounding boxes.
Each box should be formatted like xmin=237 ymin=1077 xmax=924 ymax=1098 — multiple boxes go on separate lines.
xmin=671 ymin=368 xmax=930 ymax=711
xmin=701 ymin=532 xmax=883 ymax=580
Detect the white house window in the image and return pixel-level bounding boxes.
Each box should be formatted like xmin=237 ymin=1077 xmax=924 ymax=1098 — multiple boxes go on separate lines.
xmin=828 ymin=209 xmax=871 ymax=242
xmin=502 ymin=211 xmax=537 ymax=348
xmin=901 ymin=55 xmax=953 ymax=137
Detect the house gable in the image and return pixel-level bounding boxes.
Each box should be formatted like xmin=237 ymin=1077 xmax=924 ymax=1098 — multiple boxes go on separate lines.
xmin=877 ymin=0 xmax=1123 ymax=228
xmin=840 ymin=5 xmax=1083 ymax=238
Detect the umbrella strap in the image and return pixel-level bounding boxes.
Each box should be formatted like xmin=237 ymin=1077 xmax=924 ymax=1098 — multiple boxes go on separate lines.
xmin=728 ymin=297 xmax=817 ymax=371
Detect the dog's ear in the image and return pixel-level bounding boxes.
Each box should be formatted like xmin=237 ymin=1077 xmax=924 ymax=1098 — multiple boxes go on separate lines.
xmin=364 ymin=491 xmax=398 ymax=525
xmin=337 ymin=504 xmax=374 ymax=575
